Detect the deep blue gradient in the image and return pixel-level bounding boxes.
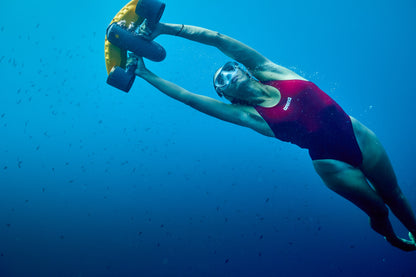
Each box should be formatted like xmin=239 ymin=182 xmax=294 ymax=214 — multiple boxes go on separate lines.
xmin=1 ymin=0 xmax=415 ymax=276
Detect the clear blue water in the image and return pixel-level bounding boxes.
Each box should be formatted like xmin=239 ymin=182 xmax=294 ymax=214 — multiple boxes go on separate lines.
xmin=1 ymin=0 xmax=416 ymax=276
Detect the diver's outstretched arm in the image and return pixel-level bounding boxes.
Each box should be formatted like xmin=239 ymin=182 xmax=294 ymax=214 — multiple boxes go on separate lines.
xmin=148 ymin=23 xmax=269 ymax=70
xmin=133 ymin=57 xmax=266 ymax=131
xmin=149 ymin=23 xmax=304 ymax=81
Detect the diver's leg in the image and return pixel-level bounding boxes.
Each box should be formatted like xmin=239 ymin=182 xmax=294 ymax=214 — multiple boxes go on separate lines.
xmin=351 ymin=117 xmax=416 ymax=240
xmin=313 ymin=159 xmax=416 ymax=251
xmin=361 ymin=147 xmax=416 ymax=240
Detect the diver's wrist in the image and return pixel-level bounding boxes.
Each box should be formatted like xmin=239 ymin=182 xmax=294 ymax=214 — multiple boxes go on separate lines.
xmin=174 ymin=24 xmax=185 ymax=36
xmin=137 ymin=69 xmax=151 ymax=79
xmin=162 ymin=23 xmax=185 ymax=36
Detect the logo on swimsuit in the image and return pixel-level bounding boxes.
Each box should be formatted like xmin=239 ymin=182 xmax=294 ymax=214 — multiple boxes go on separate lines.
xmin=283 ymin=97 xmax=292 ymax=111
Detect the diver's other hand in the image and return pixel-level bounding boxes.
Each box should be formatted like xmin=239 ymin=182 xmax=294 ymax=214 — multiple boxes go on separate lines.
xmin=134 ymin=56 xmax=149 ymax=78
xmin=126 ymin=53 xmax=139 ymax=68
xmin=139 ymin=21 xmax=165 ymax=41
xmin=126 ymin=54 xmax=148 ymax=77
xmin=138 ymin=23 xmax=184 ymax=41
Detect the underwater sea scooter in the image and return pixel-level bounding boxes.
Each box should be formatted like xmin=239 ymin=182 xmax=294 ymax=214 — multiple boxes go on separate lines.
xmin=104 ymin=0 xmax=166 ymax=92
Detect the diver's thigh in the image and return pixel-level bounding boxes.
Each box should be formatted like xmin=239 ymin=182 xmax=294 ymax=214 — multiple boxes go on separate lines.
xmin=313 ymin=159 xmax=386 ymax=215
xmin=350 ymin=117 xmax=399 ymax=190
xmin=350 ymin=117 xmax=384 ymax=168
xmin=361 ymin=150 xmax=400 ymax=198
xmin=313 ymin=160 xmax=368 ymax=195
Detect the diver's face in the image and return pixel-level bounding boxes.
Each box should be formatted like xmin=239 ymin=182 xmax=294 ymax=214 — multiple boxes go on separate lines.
xmin=214 ymin=62 xmax=240 ymax=96
xmin=221 ymin=68 xmax=251 ymax=100
xmin=214 ymin=62 xmax=251 ymax=99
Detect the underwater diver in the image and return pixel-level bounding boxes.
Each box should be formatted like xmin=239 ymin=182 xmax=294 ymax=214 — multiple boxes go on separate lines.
xmin=128 ymin=23 xmax=416 ymax=251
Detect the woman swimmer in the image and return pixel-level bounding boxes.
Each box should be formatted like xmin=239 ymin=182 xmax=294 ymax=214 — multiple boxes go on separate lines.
xmin=128 ymin=23 xmax=416 ymax=251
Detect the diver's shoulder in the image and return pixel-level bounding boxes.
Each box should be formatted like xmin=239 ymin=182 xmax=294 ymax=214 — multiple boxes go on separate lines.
xmin=254 ymin=62 xmax=307 ymax=82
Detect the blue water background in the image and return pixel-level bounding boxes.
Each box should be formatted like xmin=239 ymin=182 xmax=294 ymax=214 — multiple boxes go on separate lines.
xmin=1 ymin=0 xmax=415 ymax=276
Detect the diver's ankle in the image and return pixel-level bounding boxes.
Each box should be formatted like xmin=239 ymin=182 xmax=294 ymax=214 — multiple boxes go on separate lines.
xmin=384 ymin=235 xmax=399 ymax=243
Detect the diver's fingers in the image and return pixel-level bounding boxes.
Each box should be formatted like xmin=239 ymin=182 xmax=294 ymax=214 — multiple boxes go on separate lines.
xmin=139 ymin=19 xmax=154 ymax=40
xmin=126 ymin=53 xmax=139 ymax=67
xmin=137 ymin=56 xmax=145 ymax=66
xmin=135 ymin=57 xmax=148 ymax=77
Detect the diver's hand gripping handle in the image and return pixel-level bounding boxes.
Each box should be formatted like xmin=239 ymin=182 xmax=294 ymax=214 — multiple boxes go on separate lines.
xmin=106 ymin=23 xmax=166 ymax=62
xmin=106 ymin=0 xmax=166 ymax=92
xmin=106 ymin=55 xmax=138 ymax=93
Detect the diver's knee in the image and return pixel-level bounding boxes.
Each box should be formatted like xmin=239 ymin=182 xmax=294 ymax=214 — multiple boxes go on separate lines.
xmin=368 ymin=203 xmax=389 ymax=219
xmin=368 ymin=206 xmax=390 ymax=235
xmin=381 ymin=187 xmax=404 ymax=205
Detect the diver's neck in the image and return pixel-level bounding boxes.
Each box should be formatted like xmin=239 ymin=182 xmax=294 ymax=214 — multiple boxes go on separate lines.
xmin=249 ymin=81 xmax=281 ymax=107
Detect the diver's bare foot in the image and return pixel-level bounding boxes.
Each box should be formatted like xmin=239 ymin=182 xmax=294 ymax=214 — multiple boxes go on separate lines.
xmin=386 ymin=233 xmax=416 ymax=252
xmin=409 ymin=232 xmax=415 ymax=243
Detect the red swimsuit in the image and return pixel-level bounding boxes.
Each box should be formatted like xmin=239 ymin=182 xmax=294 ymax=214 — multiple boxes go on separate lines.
xmin=254 ymin=80 xmax=363 ymax=167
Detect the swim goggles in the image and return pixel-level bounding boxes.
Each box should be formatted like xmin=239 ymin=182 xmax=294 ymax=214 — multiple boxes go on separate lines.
xmin=213 ymin=61 xmax=240 ymax=97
